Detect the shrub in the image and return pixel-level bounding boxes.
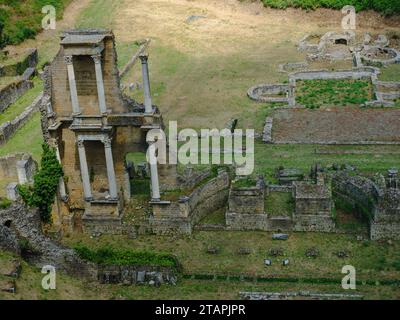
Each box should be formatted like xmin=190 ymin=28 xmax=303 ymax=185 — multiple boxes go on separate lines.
xmin=0 ymin=0 xmax=71 ymax=46
xmin=74 ymin=245 xmax=180 ymax=271
xmin=261 ymin=0 xmax=400 ymax=15
xmin=18 ymin=143 xmax=63 ymax=223
xmin=0 ymin=198 xmax=12 ymax=209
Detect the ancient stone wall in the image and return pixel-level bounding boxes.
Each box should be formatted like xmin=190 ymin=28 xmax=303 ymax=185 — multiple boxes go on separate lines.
xmin=0 ymin=204 xmax=97 ymax=279
xmin=97 ymin=265 xmax=177 ymax=286
xmin=332 ymin=172 xmax=400 ymax=240
xmin=149 ymin=170 xmax=230 ymax=234
xmin=0 ymin=153 xmax=37 ymax=197
xmin=0 ymin=79 xmax=33 ymax=113
xmin=0 ymin=49 xmax=38 ymax=77
xmin=226 ymin=177 xmax=268 ymax=231
xmin=0 ymin=93 xmax=42 ymax=146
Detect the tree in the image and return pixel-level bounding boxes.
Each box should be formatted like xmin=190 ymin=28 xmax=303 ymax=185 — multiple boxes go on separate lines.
xmin=18 ymin=143 xmax=63 ymax=223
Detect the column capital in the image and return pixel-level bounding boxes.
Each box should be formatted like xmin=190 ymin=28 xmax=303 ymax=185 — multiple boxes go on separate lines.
xmin=102 ymin=136 xmax=112 ymax=148
xmin=91 ymin=54 xmax=102 ymax=64
xmin=139 ymin=54 xmax=149 ymax=63
xmin=64 ymin=55 xmax=73 ymax=65
xmin=77 ymin=139 xmax=85 ymax=148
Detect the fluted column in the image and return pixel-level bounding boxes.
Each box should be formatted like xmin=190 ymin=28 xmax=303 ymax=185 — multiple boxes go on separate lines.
xmin=54 ymin=140 xmax=67 ymax=201
xmin=77 ymin=139 xmax=92 ymax=200
xmin=139 ymin=54 xmax=153 ymax=114
xmin=64 ymin=56 xmax=81 ymax=115
xmin=91 ymin=54 xmax=107 ymax=114
xmin=102 ymin=137 xmax=118 ymax=199
xmin=148 ymin=141 xmax=160 ymax=201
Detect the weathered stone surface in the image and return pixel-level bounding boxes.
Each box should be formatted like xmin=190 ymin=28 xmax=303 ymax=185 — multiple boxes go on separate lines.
xmin=0 ymin=279 xmax=16 ymax=294
xmin=272 ymin=233 xmax=289 ymax=240
xmin=0 ymin=79 xmax=33 ymax=113
xmin=0 ymin=225 xmax=20 ymax=255
xmin=0 ymin=204 xmax=97 ymax=279
xmin=0 ymin=258 xmax=21 ymax=278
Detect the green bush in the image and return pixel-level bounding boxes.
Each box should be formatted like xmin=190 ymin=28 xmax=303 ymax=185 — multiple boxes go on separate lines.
xmin=74 ymin=245 xmax=180 ymax=270
xmin=261 ymin=0 xmax=400 ymax=15
xmin=0 ymin=0 xmax=71 ymax=46
xmin=18 ymin=143 xmax=63 ymax=223
xmin=0 ymin=198 xmax=11 ymax=209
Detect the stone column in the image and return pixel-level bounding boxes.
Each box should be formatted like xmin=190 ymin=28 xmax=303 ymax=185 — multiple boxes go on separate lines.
xmin=77 ymin=139 xmax=92 ymax=200
xmin=54 ymin=141 xmax=68 ymax=201
xmin=148 ymin=141 xmax=160 ymax=201
xmin=102 ymin=137 xmax=118 ymax=199
xmin=64 ymin=56 xmax=81 ymax=115
xmin=139 ymin=54 xmax=153 ymax=114
xmin=16 ymin=160 xmax=28 ymax=184
xmin=91 ymin=54 xmax=107 ymax=114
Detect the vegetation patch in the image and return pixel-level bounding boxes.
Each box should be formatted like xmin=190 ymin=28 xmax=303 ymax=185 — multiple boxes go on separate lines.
xmin=296 ymin=79 xmax=372 ymax=109
xmin=198 ymin=208 xmax=226 ymax=225
xmin=265 ymin=191 xmax=294 ymax=217
xmin=74 ymin=245 xmax=180 ymax=270
xmin=0 ymin=198 xmax=11 ymax=209
xmin=0 ymin=0 xmax=72 ymax=47
xmin=261 ymin=0 xmax=400 ymax=16
xmin=232 ymin=177 xmax=257 ymax=188
xmin=18 ymin=143 xmax=63 ymax=223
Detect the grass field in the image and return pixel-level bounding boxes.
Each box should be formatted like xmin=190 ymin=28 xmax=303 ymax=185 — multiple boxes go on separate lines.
xmin=62 ymin=231 xmax=400 ymax=282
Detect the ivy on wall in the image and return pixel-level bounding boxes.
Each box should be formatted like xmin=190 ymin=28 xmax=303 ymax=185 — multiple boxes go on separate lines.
xmin=18 ymin=143 xmax=63 ymax=223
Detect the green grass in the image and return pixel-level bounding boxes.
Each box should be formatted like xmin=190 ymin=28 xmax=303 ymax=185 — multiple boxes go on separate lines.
xmin=253 ymin=142 xmax=400 ymax=182
xmin=378 ymin=64 xmax=400 ymax=82
xmin=62 ymin=231 xmax=400 ymax=282
xmin=75 ymin=0 xmax=125 ymax=30
xmin=296 ymin=79 xmax=372 ymax=109
xmin=232 ymin=177 xmax=257 ymax=188
xmin=0 ymin=111 xmax=43 ymax=161
xmin=198 ymin=208 xmax=226 ymax=225
xmin=0 ymin=77 xmax=42 ymax=125
xmin=265 ymin=191 xmax=294 ymax=217
xmin=74 ymin=245 xmax=179 ymax=269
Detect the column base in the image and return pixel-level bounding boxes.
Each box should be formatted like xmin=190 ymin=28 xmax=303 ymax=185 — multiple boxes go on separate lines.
xmin=84 ymin=196 xmax=94 ymax=202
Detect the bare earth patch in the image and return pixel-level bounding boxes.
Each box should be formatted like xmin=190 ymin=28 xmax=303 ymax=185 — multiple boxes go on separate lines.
xmin=272 ymin=108 xmax=400 ymax=144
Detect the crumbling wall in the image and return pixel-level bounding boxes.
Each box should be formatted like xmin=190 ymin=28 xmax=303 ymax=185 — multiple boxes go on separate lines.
xmin=332 ymin=172 xmax=400 ymax=240
xmin=0 ymin=93 xmax=42 ymax=145
xmin=226 ymin=177 xmax=268 ymax=231
xmin=150 ymin=170 xmax=230 ymax=234
xmin=0 ymin=204 xmax=97 ymax=279
xmin=0 ymin=49 xmax=38 ymax=77
xmin=0 ymin=80 xmax=33 ymax=113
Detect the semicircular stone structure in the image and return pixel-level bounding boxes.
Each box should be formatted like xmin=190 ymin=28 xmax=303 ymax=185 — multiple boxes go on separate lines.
xmin=247 ymin=84 xmax=290 ymax=104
